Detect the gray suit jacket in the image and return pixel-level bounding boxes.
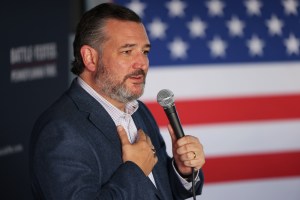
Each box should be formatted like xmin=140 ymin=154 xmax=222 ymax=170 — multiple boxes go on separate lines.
xmin=30 ymin=79 xmax=204 ymax=199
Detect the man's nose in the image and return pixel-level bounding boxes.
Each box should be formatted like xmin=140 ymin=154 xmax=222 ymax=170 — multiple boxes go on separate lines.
xmin=132 ymin=52 xmax=149 ymax=70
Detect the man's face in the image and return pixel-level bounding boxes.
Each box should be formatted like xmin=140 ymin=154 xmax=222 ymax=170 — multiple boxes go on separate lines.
xmin=95 ymin=19 xmax=150 ymax=103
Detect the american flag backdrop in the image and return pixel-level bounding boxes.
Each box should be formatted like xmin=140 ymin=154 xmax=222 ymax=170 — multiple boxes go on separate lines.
xmin=113 ymin=0 xmax=300 ymax=199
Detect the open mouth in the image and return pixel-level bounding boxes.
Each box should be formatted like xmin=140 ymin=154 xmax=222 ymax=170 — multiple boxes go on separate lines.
xmin=125 ymin=69 xmax=146 ymax=84
xmin=129 ymin=75 xmax=145 ymax=84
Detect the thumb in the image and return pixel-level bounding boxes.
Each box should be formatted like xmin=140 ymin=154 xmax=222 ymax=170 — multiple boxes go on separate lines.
xmin=117 ymin=126 xmax=130 ymax=145
xmin=167 ymin=124 xmax=177 ymax=143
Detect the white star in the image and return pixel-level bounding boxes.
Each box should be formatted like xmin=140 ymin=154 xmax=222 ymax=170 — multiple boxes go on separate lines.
xmin=244 ymin=0 xmax=263 ymax=16
xmin=168 ymin=37 xmax=189 ymax=59
xmin=165 ymin=0 xmax=187 ymax=18
xmin=187 ymin=17 xmax=207 ymax=38
xmin=282 ymin=0 xmax=299 ymax=15
xmin=284 ymin=33 xmax=300 ymax=55
xmin=247 ymin=34 xmax=265 ymax=56
xmin=206 ymin=0 xmax=225 ymax=16
xmin=126 ymin=0 xmax=146 ymax=17
xmin=208 ymin=36 xmax=227 ymax=57
xmin=265 ymin=14 xmax=284 ymax=36
xmin=147 ymin=18 xmax=168 ymax=39
xmin=226 ymin=15 xmax=245 ymax=37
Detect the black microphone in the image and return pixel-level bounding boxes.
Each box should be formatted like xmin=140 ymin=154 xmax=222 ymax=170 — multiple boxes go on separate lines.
xmin=157 ymin=89 xmax=185 ymax=139
xmin=157 ymin=89 xmax=197 ymax=200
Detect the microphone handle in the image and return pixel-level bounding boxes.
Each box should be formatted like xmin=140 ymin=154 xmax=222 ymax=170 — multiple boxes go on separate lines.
xmin=164 ymin=105 xmax=185 ymax=139
xmin=164 ymin=103 xmax=196 ymax=200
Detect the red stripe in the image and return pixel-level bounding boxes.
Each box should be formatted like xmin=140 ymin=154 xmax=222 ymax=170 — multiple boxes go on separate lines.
xmin=203 ymin=151 xmax=300 ymax=183
xmin=145 ymin=94 xmax=300 ymax=126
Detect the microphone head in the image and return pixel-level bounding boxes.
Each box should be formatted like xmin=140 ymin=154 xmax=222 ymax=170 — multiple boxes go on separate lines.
xmin=157 ymin=89 xmax=175 ymax=108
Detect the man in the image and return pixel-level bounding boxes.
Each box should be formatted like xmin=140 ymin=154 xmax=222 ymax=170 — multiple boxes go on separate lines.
xmin=30 ymin=3 xmax=205 ymax=199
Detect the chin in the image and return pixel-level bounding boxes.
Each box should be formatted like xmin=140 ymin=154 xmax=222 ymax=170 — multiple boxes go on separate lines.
xmin=131 ymin=84 xmax=144 ymax=93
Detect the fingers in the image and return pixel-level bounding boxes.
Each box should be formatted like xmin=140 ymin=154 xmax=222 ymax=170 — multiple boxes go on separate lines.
xmin=137 ymin=129 xmax=146 ymax=141
xmin=136 ymin=129 xmax=158 ymax=160
xmin=137 ymin=129 xmax=154 ymax=148
xmin=174 ymin=135 xmax=205 ymax=171
xmin=141 ymin=132 xmax=158 ymax=160
xmin=181 ymin=150 xmax=204 ymax=163
xmin=117 ymin=126 xmax=158 ymax=176
xmin=176 ymin=135 xmax=198 ymax=147
xmin=182 ymin=151 xmax=205 ymax=171
xmin=176 ymin=136 xmax=203 ymax=158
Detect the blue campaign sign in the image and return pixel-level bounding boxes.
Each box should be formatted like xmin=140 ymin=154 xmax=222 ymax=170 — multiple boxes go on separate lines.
xmin=1 ymin=1 xmax=69 ymax=199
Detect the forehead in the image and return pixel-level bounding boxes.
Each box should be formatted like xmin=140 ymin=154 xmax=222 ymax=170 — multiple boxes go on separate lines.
xmin=104 ymin=19 xmax=150 ymax=45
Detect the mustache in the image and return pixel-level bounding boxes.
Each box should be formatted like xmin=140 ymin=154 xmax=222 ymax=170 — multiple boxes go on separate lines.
xmin=124 ymin=69 xmax=146 ymax=80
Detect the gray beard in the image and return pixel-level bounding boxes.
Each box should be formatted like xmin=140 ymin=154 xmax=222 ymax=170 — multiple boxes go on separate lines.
xmin=95 ymin=63 xmax=146 ymax=103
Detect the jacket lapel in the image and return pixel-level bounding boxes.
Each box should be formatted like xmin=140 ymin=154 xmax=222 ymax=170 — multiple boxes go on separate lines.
xmin=67 ymin=79 xmax=122 ymax=153
xmin=132 ymin=111 xmax=166 ymax=200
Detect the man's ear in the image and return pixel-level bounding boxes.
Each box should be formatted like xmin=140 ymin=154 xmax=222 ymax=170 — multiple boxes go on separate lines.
xmin=80 ymin=45 xmax=98 ymax=72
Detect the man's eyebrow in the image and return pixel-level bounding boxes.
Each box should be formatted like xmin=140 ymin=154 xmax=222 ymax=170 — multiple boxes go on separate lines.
xmin=120 ymin=44 xmax=136 ymax=49
xmin=144 ymin=44 xmax=151 ymax=49
xmin=120 ymin=43 xmax=151 ymax=49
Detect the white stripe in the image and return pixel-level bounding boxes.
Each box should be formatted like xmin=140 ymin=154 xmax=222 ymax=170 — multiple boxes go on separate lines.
xmin=187 ymin=176 xmax=300 ymax=200
xmin=141 ymin=61 xmax=300 ymax=101
xmin=159 ymin=119 xmax=300 ymax=157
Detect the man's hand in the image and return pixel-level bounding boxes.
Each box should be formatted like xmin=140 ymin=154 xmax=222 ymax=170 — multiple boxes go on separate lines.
xmin=168 ymin=124 xmax=205 ymax=176
xmin=117 ymin=126 xmax=158 ymax=176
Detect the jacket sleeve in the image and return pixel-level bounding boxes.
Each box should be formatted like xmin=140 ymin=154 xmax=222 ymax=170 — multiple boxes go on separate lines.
xmin=168 ymin=161 xmax=205 ymax=199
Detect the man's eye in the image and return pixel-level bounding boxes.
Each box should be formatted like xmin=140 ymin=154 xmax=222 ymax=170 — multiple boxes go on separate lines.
xmin=122 ymin=50 xmax=132 ymax=54
xmin=143 ymin=50 xmax=150 ymax=55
